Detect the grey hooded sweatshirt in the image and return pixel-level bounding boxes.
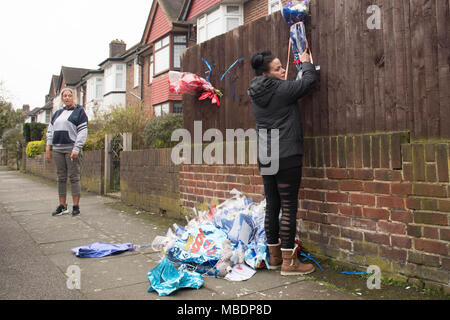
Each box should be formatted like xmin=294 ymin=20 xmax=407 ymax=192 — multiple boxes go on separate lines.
xmin=247 ymin=62 xmax=317 ymax=170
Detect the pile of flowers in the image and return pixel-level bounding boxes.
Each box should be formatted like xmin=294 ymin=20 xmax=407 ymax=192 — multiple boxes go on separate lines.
xmin=169 ymin=71 xmax=223 ymax=106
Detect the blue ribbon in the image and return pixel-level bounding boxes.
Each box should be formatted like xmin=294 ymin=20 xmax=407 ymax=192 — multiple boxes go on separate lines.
xmin=202 ymin=57 xmax=212 ymax=83
xmin=221 ymin=58 xmax=244 ymax=103
xmin=341 ymin=272 xmax=370 ymax=275
xmin=299 ymin=252 xmax=324 ymax=272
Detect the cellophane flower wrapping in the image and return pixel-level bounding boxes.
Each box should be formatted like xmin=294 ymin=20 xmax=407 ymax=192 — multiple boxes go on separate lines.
xmin=169 ymin=71 xmax=222 ymax=106
xmin=281 ymin=0 xmax=310 ymax=26
xmin=282 ymin=1 xmax=311 ymax=80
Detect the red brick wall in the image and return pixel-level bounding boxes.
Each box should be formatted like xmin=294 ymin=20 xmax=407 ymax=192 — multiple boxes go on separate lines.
xmin=126 ymin=57 xmax=141 ymax=107
xmin=121 ymin=149 xmax=181 ymax=218
xmin=179 ymin=133 xmax=450 ymax=291
xmin=24 ymin=150 xmax=105 ymax=195
xmin=244 ymin=0 xmax=268 ymax=25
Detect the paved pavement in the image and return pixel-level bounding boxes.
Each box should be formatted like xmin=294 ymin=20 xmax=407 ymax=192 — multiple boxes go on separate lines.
xmin=0 ymin=167 xmax=356 ymax=301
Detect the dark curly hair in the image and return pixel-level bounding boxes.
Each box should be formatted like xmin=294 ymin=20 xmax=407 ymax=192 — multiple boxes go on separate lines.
xmin=250 ymin=50 xmax=276 ymax=76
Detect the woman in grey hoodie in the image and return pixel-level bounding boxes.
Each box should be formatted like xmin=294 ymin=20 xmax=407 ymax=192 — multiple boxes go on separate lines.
xmin=45 ymin=87 xmax=88 ymax=217
xmin=248 ymin=50 xmax=317 ymax=276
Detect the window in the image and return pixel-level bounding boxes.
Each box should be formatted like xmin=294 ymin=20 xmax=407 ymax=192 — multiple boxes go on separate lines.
xmin=173 ymin=35 xmax=187 ymax=69
xmin=154 ymin=102 xmax=170 ymax=117
xmin=206 ymin=7 xmax=222 ymax=40
xmin=95 ymin=78 xmax=103 ymax=99
xmin=149 ymin=54 xmax=154 ymax=84
xmin=198 ymin=16 xmax=206 ymax=44
xmin=155 ymin=36 xmax=170 ymax=74
xmin=115 ymin=64 xmax=125 ymax=90
xmin=134 ymin=57 xmax=140 ymax=88
xmin=196 ymin=5 xmax=243 ymax=44
xmin=268 ymin=0 xmax=281 ymax=14
xmin=173 ymin=102 xmax=183 ymax=114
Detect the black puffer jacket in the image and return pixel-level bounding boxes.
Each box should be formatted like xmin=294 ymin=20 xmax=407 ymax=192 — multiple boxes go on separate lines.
xmin=247 ymin=62 xmax=317 ymax=168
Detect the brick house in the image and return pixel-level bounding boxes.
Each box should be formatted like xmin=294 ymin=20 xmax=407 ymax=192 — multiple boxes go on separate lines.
xmin=136 ymin=0 xmax=189 ymax=117
xmin=53 ymin=66 xmax=92 ymax=115
xmin=96 ymin=41 xmax=140 ymax=113
xmin=178 ymin=0 xmax=284 ymax=44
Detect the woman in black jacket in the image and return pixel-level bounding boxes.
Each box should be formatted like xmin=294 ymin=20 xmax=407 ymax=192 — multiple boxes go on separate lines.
xmin=248 ymin=50 xmax=317 ymax=276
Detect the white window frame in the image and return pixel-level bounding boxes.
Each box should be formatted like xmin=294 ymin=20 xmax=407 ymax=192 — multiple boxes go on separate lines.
xmin=134 ymin=57 xmax=140 ymax=88
xmin=154 ymin=36 xmax=170 ymax=75
xmin=95 ymin=77 xmax=103 ymax=100
xmin=196 ymin=4 xmax=243 ymax=44
xmin=173 ymin=102 xmax=183 ymax=114
xmin=115 ymin=64 xmax=125 ymax=91
xmin=154 ymin=102 xmax=170 ymax=117
xmin=149 ymin=54 xmax=154 ymax=84
xmin=173 ymin=34 xmax=187 ymax=69
xmin=268 ymin=0 xmax=281 ymax=14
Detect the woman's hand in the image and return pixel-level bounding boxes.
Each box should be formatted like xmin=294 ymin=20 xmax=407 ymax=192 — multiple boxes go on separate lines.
xmin=45 ymin=146 xmax=52 ymax=163
xmin=70 ymin=151 xmax=79 ymax=160
xmin=300 ymin=50 xmax=311 ymax=63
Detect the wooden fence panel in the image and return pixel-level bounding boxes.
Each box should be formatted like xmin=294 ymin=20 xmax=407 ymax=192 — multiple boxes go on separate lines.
xmin=181 ymin=0 xmax=450 ymax=140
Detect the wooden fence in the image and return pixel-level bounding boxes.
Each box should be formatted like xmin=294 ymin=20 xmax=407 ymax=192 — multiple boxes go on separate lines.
xmin=181 ymin=0 xmax=449 ymax=140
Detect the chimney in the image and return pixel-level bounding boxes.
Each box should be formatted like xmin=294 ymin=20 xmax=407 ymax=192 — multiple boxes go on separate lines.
xmin=22 ymin=104 xmax=30 ymax=113
xmin=109 ymin=39 xmax=127 ymax=58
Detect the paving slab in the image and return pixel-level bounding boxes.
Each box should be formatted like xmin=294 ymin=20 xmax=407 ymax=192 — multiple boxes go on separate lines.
xmin=0 ymin=168 xmax=358 ymax=301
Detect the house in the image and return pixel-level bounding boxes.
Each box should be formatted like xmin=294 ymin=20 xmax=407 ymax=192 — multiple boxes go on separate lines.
xmin=23 ymin=105 xmax=39 ymax=124
xmin=137 ymin=0 xmax=189 ymax=117
xmin=53 ymin=66 xmax=92 ymax=115
xmin=81 ymin=69 xmax=104 ymax=120
xmin=178 ymin=0 xmax=282 ymax=44
xmin=95 ymin=40 xmax=141 ymax=113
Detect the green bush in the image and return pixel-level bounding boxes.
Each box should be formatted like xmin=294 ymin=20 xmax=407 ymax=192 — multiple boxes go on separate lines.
xmin=142 ymin=113 xmax=184 ymax=148
xmin=29 ymin=123 xmax=47 ymax=141
xmin=23 ymin=123 xmax=31 ymax=143
xmin=26 ymin=140 xmax=45 ymax=158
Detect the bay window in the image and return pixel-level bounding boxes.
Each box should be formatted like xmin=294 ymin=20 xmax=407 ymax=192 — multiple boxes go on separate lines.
xmin=115 ymin=64 xmax=125 ymax=90
xmin=154 ymin=102 xmax=170 ymax=117
xmin=95 ymin=77 xmax=103 ymax=100
xmin=196 ymin=4 xmax=243 ymax=44
xmin=149 ymin=54 xmax=154 ymax=83
xmin=134 ymin=57 xmax=140 ymax=88
xmin=268 ymin=0 xmax=281 ymax=14
xmin=173 ymin=35 xmax=187 ymax=69
xmin=154 ymin=36 xmax=170 ymax=75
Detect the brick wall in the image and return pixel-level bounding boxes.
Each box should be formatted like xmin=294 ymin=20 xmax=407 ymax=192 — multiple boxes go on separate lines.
xmin=179 ymin=132 xmax=450 ymax=292
xmin=24 ymin=150 xmax=104 ymax=195
xmin=244 ymin=0 xmax=268 ymax=25
xmin=80 ymin=150 xmax=104 ymax=194
xmin=126 ymin=57 xmax=141 ymax=108
xmin=120 ymin=149 xmax=181 ymax=219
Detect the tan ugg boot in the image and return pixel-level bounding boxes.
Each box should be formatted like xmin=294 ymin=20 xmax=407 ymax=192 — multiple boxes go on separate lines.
xmin=281 ymin=246 xmax=315 ymax=276
xmin=267 ymin=241 xmax=282 ymax=270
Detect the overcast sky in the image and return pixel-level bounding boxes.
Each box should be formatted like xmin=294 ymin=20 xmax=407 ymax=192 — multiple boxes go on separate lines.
xmin=0 ymin=0 xmax=153 ymax=110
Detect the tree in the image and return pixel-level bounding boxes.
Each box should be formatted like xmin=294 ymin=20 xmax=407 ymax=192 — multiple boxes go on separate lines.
xmin=0 ymin=100 xmax=24 ymax=139
xmin=142 ymin=113 xmax=184 ymax=148
xmin=95 ymin=104 xmax=153 ymax=150
xmin=2 ymin=127 xmax=25 ymax=170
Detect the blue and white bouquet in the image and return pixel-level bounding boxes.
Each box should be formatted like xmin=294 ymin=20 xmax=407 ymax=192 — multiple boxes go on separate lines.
xmin=281 ymin=0 xmax=311 ymax=80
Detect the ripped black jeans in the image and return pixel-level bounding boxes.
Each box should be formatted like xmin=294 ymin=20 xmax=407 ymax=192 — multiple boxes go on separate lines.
xmin=262 ymin=165 xmax=302 ymax=249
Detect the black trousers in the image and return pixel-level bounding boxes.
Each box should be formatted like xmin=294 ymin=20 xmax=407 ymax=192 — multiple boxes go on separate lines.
xmin=262 ymin=165 xmax=302 ymax=249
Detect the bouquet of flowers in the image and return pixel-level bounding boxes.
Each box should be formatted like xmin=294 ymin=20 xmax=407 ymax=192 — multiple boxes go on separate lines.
xmin=169 ymin=71 xmax=223 ymax=107
xmin=281 ymin=0 xmax=311 ymax=80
